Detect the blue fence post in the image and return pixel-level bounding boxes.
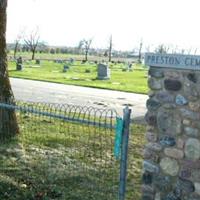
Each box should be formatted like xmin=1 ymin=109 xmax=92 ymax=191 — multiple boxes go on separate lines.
xmin=119 ymin=106 xmax=131 ymax=200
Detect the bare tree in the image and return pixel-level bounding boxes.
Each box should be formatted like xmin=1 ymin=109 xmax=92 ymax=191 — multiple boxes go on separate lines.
xmin=138 ymin=39 xmax=143 ymax=63
xmin=78 ymin=39 xmax=92 ymax=62
xmin=108 ymin=35 xmax=112 ymax=62
xmin=155 ymin=44 xmax=170 ymax=54
xmin=180 ymin=49 xmax=185 ymax=54
xmin=194 ymin=48 xmax=198 ymax=55
xmin=37 ymin=41 xmax=48 ymax=53
xmin=185 ymin=47 xmax=198 ymax=55
xmin=24 ymin=29 xmax=40 ymax=60
xmin=13 ymin=30 xmax=24 ymax=59
xmin=0 ymin=0 xmax=19 ymax=138
xmin=145 ymin=45 xmax=151 ymax=53
xmin=171 ymin=45 xmax=178 ymax=54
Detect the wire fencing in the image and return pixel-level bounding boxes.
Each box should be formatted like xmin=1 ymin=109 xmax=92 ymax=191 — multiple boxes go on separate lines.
xmin=0 ymin=101 xmax=134 ymax=200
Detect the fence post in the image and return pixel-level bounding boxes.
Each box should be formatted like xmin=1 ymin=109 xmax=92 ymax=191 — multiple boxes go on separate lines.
xmin=119 ymin=106 xmax=131 ymax=200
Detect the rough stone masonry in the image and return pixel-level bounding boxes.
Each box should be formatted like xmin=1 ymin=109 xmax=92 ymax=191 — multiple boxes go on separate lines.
xmin=143 ymin=53 xmax=200 ymax=200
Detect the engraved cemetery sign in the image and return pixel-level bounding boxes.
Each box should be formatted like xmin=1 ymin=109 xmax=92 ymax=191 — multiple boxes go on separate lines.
xmin=145 ymin=53 xmax=200 ymax=70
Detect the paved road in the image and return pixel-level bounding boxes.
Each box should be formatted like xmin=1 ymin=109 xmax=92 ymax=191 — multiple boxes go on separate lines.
xmin=10 ymin=78 xmax=148 ymax=119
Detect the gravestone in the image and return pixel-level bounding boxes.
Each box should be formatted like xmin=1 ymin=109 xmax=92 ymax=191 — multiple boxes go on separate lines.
xmin=97 ymin=63 xmax=110 ymax=80
xmin=16 ymin=56 xmax=23 ymax=71
xmin=81 ymin=60 xmax=87 ymax=64
xmin=69 ymin=58 xmax=74 ymax=64
xmin=128 ymin=63 xmax=133 ymax=71
xmin=143 ymin=53 xmax=200 ymax=200
xmin=63 ymin=65 xmax=69 ymax=72
xmin=56 ymin=59 xmax=63 ymax=64
xmin=35 ymin=59 xmax=40 ymax=65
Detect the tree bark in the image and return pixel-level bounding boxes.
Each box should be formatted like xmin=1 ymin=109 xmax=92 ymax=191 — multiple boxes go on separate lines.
xmin=14 ymin=41 xmax=19 ymax=59
xmin=32 ymin=49 xmax=35 ymax=60
xmin=0 ymin=0 xmax=19 ymax=139
xmin=85 ymin=50 xmax=88 ymax=61
xmin=108 ymin=35 xmax=112 ymax=62
xmin=138 ymin=39 xmax=143 ymax=63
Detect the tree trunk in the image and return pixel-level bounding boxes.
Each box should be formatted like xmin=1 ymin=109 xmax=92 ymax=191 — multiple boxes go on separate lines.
xmin=32 ymin=50 xmax=35 ymax=60
xmin=14 ymin=41 xmax=19 ymax=59
xmin=108 ymin=51 xmax=112 ymax=62
xmin=85 ymin=50 xmax=88 ymax=61
xmin=0 ymin=0 xmax=19 ymax=139
xmin=108 ymin=35 xmax=112 ymax=62
xmin=138 ymin=40 xmax=143 ymax=64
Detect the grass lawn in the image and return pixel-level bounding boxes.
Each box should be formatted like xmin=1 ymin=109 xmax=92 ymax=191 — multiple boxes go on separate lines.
xmin=0 ymin=113 xmax=145 ymax=200
xmin=8 ymin=60 xmax=148 ymax=94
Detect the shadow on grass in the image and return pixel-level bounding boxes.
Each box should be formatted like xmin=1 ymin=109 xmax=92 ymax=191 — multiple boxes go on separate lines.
xmin=0 ymin=179 xmax=25 ymax=200
xmin=8 ymin=70 xmax=19 ymax=72
xmin=0 ymin=137 xmax=119 ymax=200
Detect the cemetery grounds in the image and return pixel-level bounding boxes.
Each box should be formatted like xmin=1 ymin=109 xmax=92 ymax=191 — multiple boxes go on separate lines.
xmin=2 ymin=53 xmax=148 ymax=199
xmin=8 ymin=56 xmax=148 ymax=94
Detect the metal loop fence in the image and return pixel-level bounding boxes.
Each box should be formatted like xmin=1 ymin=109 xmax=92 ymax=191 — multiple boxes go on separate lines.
xmin=0 ymin=101 xmax=119 ymax=129
xmin=0 ymin=101 xmax=133 ymax=200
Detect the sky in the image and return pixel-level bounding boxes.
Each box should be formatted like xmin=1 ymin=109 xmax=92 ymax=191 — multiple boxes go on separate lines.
xmin=6 ymin=0 xmax=200 ymax=52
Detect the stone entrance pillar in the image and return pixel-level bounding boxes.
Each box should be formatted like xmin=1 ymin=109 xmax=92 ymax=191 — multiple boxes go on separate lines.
xmin=143 ymin=53 xmax=200 ymax=200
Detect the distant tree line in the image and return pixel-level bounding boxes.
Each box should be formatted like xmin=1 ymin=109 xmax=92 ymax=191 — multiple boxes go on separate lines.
xmin=7 ymin=30 xmax=199 ymax=62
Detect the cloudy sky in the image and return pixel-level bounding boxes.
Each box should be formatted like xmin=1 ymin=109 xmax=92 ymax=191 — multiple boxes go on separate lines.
xmin=6 ymin=0 xmax=200 ymax=51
